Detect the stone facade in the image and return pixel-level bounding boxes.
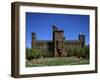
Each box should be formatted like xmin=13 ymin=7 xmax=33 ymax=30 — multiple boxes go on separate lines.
xmin=31 ymin=25 xmax=85 ymax=57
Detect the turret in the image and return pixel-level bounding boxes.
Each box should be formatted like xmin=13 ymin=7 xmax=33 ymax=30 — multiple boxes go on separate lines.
xmin=79 ymin=33 xmax=85 ymax=47
xmin=31 ymin=32 xmax=36 ymax=48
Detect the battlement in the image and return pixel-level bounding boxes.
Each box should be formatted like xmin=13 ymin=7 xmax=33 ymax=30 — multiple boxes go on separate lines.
xmin=31 ymin=25 xmax=85 ymax=57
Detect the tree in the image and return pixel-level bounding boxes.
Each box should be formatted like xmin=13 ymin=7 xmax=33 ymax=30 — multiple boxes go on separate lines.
xmin=26 ymin=48 xmax=41 ymax=61
xmin=32 ymin=48 xmax=41 ymax=60
xmin=76 ymin=47 xmax=89 ymax=59
xmin=26 ymin=48 xmax=34 ymax=60
xmin=82 ymin=47 xmax=89 ymax=59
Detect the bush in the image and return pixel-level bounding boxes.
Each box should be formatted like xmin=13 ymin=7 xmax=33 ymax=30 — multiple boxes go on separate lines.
xmin=65 ymin=47 xmax=89 ymax=59
xmin=66 ymin=48 xmax=77 ymax=57
xmin=26 ymin=48 xmax=33 ymax=60
xmin=32 ymin=49 xmax=41 ymax=59
xmin=42 ymin=49 xmax=50 ymax=58
xmin=76 ymin=47 xmax=89 ymax=59
xmin=26 ymin=48 xmax=41 ymax=60
xmin=82 ymin=47 xmax=89 ymax=59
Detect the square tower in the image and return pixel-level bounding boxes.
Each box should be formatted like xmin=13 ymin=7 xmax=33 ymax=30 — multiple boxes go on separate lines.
xmin=53 ymin=30 xmax=64 ymax=57
xmin=31 ymin=32 xmax=36 ymax=48
xmin=79 ymin=33 xmax=85 ymax=47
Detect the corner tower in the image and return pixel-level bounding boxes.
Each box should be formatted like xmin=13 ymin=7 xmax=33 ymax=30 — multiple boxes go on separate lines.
xmin=79 ymin=33 xmax=85 ymax=47
xmin=31 ymin=32 xmax=36 ymax=48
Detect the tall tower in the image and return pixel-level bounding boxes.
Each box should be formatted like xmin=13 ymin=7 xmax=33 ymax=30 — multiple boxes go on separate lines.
xmin=52 ymin=25 xmax=64 ymax=57
xmin=79 ymin=33 xmax=85 ymax=47
xmin=31 ymin=32 xmax=36 ymax=48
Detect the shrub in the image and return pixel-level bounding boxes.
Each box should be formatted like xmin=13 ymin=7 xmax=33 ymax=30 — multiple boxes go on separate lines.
xmin=82 ymin=47 xmax=89 ymax=59
xmin=42 ymin=49 xmax=50 ymax=58
xmin=65 ymin=47 xmax=89 ymax=59
xmin=26 ymin=48 xmax=34 ymax=60
xmin=32 ymin=48 xmax=41 ymax=59
xmin=76 ymin=47 xmax=89 ymax=59
xmin=26 ymin=48 xmax=41 ymax=60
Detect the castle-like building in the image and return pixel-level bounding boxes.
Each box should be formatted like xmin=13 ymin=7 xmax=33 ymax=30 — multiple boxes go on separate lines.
xmin=31 ymin=25 xmax=85 ymax=57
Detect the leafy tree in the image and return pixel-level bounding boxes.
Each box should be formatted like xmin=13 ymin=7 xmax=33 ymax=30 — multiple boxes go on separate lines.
xmin=82 ymin=47 xmax=89 ymax=59
xmin=26 ymin=48 xmax=41 ymax=61
xmin=26 ymin=48 xmax=34 ymax=60
xmin=76 ymin=47 xmax=89 ymax=59
xmin=65 ymin=46 xmax=89 ymax=59
xmin=42 ymin=49 xmax=50 ymax=58
xmin=32 ymin=48 xmax=41 ymax=60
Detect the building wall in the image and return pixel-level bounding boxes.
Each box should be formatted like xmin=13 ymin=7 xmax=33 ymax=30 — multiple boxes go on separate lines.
xmin=31 ymin=26 xmax=85 ymax=57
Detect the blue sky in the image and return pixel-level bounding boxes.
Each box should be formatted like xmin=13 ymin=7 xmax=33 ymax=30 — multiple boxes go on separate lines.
xmin=26 ymin=12 xmax=89 ymax=48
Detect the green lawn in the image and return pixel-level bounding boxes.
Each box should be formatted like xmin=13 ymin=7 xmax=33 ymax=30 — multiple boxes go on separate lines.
xmin=26 ymin=57 xmax=89 ymax=67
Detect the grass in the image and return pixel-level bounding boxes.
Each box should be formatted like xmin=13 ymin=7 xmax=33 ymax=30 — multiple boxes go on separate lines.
xmin=26 ymin=57 xmax=89 ymax=67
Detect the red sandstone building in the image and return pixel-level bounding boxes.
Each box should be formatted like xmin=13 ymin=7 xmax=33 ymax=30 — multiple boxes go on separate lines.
xmin=31 ymin=25 xmax=85 ymax=57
